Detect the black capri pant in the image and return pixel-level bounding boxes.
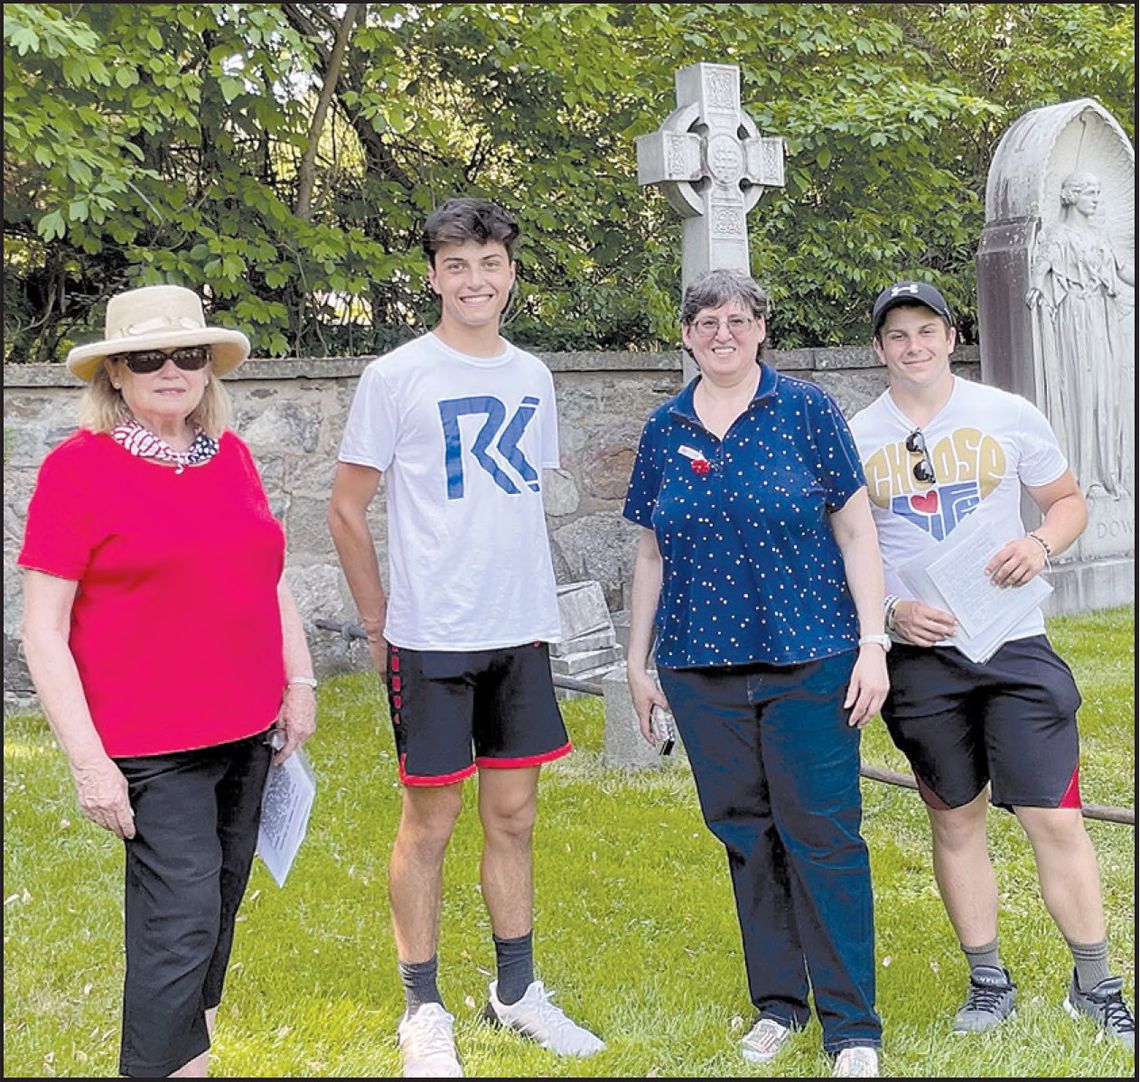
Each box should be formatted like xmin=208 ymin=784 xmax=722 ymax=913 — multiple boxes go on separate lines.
xmin=115 ymin=730 xmax=271 ymax=1077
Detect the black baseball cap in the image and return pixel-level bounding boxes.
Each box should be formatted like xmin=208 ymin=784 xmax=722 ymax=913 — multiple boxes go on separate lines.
xmin=871 ymin=281 xmax=953 ymax=336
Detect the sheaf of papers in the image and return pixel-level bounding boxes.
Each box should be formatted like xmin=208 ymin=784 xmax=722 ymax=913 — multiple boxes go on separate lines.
xmin=897 ymin=512 xmax=1052 ymax=665
xmin=257 ymin=749 xmax=316 ymax=888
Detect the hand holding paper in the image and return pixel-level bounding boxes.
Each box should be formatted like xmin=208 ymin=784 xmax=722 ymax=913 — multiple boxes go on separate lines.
xmin=897 ymin=512 xmax=1052 ymax=664
xmin=257 ymin=749 xmax=316 ymax=888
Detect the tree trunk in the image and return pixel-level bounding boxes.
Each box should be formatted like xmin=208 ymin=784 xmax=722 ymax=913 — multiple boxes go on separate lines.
xmin=294 ymin=2 xmax=363 ymax=220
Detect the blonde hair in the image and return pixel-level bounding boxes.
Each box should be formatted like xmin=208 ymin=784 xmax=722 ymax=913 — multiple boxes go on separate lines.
xmin=78 ymin=363 xmax=232 ymax=438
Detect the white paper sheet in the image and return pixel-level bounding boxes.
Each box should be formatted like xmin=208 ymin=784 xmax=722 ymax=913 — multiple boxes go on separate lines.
xmin=897 ymin=512 xmax=1052 ymax=664
xmin=256 ymin=749 xmax=316 ymax=888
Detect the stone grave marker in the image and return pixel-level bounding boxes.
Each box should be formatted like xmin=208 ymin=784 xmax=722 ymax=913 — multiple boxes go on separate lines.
xmin=977 ymin=98 xmax=1135 ymax=612
xmin=636 ymin=62 xmax=785 ymax=382
xmin=552 ymin=581 xmax=623 ymax=680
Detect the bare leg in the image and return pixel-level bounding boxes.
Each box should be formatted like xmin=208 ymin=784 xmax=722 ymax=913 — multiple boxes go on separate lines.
xmin=1014 ymin=805 xmax=1106 ymax=942
xmin=927 ymin=789 xmax=999 ymax=946
xmin=390 ymin=784 xmax=464 ymax=962
xmin=477 ymin=767 xmax=539 ymax=938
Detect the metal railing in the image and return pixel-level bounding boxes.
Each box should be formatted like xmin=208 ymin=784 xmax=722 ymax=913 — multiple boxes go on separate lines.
xmin=314 ymin=619 xmax=1134 ymax=827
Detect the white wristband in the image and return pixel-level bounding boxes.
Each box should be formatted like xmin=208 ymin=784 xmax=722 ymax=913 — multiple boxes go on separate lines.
xmin=287 ymin=676 xmax=318 ymax=688
xmin=858 ymin=634 xmax=891 ymax=653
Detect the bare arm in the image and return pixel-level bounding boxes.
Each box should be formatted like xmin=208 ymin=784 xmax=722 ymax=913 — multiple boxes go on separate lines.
xmin=986 ymin=469 xmax=1087 ymax=587
xmin=828 ymin=488 xmax=889 ymax=728
xmin=626 ymin=528 xmax=670 ymax=745
xmin=327 ymin=460 xmax=388 ymax=675
xmin=271 ymin=577 xmax=317 ymax=764
xmin=20 ymin=570 xmax=135 ymax=838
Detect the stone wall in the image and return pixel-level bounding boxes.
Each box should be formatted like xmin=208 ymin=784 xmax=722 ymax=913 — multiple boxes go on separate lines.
xmin=2 ymin=344 xmax=980 ymax=702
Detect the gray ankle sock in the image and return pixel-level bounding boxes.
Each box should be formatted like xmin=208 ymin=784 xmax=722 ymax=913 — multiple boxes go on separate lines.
xmin=399 ymin=955 xmax=444 ymax=1014
xmin=493 ymin=930 xmax=535 ymax=1006
xmin=961 ymin=938 xmax=1003 ymax=973
xmin=1067 ymin=938 xmax=1111 ymax=992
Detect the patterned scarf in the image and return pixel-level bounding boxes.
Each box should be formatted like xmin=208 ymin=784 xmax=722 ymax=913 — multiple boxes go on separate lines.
xmin=110 ymin=418 xmax=219 ymax=475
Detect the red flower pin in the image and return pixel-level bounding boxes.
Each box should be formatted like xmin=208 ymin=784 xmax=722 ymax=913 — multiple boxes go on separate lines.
xmin=679 ymin=445 xmax=711 ymax=476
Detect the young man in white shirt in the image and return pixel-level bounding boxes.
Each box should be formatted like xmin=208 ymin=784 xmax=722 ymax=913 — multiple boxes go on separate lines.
xmin=328 ymin=198 xmax=604 ymax=1077
xmin=848 ymin=281 xmax=1134 ymax=1052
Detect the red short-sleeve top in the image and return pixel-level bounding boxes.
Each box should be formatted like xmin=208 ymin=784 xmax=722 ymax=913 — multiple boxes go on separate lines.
xmin=18 ymin=429 xmax=287 ymax=756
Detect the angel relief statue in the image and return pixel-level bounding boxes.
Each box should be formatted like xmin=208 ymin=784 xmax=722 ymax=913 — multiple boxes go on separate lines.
xmin=1026 ymin=171 xmax=1135 ymax=499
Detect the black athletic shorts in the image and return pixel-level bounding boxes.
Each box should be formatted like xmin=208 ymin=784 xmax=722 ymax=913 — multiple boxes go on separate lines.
xmin=881 ymin=634 xmax=1083 ymax=812
xmin=386 ymin=641 xmax=572 ymax=786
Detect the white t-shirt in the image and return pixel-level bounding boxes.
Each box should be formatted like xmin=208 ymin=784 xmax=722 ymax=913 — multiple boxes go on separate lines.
xmin=848 ymin=376 xmax=1067 ymax=642
xmin=338 ymin=331 xmax=562 ymax=650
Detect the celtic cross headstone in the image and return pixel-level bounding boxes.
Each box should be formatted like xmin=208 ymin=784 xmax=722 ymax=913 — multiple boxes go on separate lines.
xmin=636 ymin=62 xmax=785 ymax=380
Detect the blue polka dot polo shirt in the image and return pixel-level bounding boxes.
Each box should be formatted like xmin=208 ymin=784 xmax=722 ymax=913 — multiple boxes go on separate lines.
xmin=623 ymin=362 xmax=865 ymax=668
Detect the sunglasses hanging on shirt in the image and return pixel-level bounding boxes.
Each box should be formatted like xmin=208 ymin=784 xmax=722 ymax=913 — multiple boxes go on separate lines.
xmin=905 ymin=428 xmax=936 ymax=484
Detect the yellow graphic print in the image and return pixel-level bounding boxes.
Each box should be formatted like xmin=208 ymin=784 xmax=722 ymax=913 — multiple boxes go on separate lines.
xmin=864 ymin=428 xmax=1006 ymax=541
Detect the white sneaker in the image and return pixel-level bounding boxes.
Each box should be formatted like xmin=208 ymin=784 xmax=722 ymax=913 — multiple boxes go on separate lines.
xmin=485 ymin=979 xmax=605 ymax=1056
xmin=833 ymin=1046 xmax=880 ymax=1077
xmin=397 ymin=1003 xmax=462 ymax=1078
xmin=740 ymin=1017 xmax=794 ymax=1064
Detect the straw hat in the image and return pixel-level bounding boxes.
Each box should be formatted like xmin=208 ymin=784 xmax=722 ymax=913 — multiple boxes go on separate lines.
xmin=66 ymin=285 xmax=251 ymax=381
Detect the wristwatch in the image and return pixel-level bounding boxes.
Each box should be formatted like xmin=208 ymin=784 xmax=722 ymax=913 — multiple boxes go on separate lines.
xmin=858 ymin=634 xmax=892 ymax=653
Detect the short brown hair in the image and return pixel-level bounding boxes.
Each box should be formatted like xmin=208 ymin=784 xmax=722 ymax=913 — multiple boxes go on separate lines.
xmin=422 ymin=198 xmax=520 ymax=266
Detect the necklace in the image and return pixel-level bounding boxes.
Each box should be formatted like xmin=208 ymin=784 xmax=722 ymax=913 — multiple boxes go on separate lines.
xmin=110 ymin=418 xmax=219 ymax=475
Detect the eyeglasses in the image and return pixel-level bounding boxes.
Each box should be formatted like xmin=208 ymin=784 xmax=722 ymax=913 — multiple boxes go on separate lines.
xmin=109 ymin=346 xmax=212 ymax=374
xmin=691 ymin=315 xmax=755 ymax=338
xmin=905 ymin=429 xmax=936 ymax=484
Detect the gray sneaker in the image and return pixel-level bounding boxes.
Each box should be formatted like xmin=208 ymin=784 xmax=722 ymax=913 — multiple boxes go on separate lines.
xmin=1063 ymin=972 xmax=1135 ymax=1051
xmin=952 ymin=965 xmax=1016 ymax=1034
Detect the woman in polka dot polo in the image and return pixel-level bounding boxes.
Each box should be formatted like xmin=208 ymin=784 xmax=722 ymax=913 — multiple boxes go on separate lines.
xmin=623 ymin=268 xmax=889 ymax=1078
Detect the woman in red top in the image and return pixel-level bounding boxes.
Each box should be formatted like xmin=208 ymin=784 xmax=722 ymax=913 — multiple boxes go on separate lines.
xmin=18 ymin=284 xmax=317 ymax=1078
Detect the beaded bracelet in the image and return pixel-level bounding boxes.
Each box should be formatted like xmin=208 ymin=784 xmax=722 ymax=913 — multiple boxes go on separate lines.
xmin=1026 ymin=531 xmax=1052 ymax=569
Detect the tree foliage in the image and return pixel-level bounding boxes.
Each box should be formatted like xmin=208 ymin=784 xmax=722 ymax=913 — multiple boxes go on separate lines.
xmin=4 ymin=3 xmax=1134 ymax=360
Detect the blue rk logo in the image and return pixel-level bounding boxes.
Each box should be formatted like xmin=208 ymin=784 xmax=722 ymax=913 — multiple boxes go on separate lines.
xmin=439 ymin=395 xmax=541 ymax=499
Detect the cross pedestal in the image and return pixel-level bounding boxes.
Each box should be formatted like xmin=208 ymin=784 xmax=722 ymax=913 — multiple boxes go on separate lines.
xmin=637 ymin=62 xmax=785 ymax=382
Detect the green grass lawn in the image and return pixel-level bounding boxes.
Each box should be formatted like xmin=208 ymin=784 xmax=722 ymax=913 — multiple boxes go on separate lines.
xmin=3 ymin=608 xmax=1134 ymax=1078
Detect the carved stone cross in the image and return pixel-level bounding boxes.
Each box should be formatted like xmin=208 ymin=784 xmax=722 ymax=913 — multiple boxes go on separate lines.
xmin=636 ymin=62 xmax=785 ymax=379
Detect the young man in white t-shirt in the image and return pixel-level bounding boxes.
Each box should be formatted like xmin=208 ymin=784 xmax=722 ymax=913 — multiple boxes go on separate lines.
xmin=848 ymin=282 xmax=1134 ymax=1051
xmin=328 ymin=198 xmax=604 ymax=1077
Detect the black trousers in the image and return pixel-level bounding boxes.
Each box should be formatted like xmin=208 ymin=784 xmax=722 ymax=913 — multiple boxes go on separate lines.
xmin=115 ymin=731 xmax=271 ymax=1077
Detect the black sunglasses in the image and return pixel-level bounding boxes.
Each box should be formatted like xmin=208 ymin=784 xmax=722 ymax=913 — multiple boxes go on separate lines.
xmin=905 ymin=429 xmax=936 ymax=484
xmin=109 ymin=346 xmax=212 ymax=374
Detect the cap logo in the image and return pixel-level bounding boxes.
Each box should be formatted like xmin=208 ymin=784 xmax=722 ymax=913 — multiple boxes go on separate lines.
xmin=890 ymin=283 xmax=920 ymax=298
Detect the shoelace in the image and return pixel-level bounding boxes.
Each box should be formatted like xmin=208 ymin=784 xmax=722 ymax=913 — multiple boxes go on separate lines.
xmin=963 ymin=980 xmax=1010 ymax=1015
xmin=1093 ymin=990 xmax=1135 ymax=1035
xmin=404 ymin=1012 xmax=456 ymax=1057
xmin=514 ymin=984 xmax=579 ymax=1040
xmin=837 ymin=1048 xmax=878 ymax=1076
xmin=745 ymin=1019 xmax=788 ymax=1053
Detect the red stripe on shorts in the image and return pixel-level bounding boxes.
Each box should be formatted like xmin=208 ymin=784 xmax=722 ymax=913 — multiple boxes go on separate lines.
xmin=475 ymin=741 xmax=573 ymax=770
xmin=1058 ymin=763 xmax=1082 ymax=809
xmin=914 ymin=772 xmax=953 ymax=811
xmin=398 ymin=753 xmax=476 ymax=788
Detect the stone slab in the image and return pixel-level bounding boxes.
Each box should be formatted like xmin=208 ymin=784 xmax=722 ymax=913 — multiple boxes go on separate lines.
xmin=556 ymin=580 xmax=612 ymax=641
xmin=550 ymin=645 xmax=623 ymax=676
xmin=550 ymin=627 xmax=616 ymax=657
xmin=1041 ymin=557 xmax=1135 ymax=617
